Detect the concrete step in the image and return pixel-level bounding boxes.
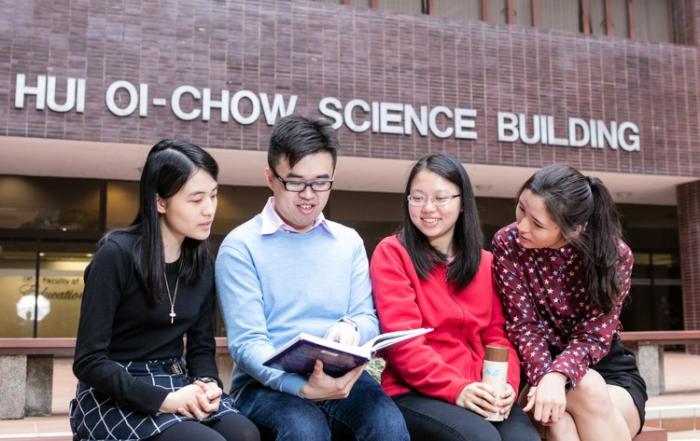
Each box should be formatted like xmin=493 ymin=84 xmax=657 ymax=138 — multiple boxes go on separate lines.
xmin=636 ymin=426 xmax=670 ymax=441
xmin=0 ymin=434 xmax=72 ymax=441
xmin=647 ymin=404 xmax=700 ymax=432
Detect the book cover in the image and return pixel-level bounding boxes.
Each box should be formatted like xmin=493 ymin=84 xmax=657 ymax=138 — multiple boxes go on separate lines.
xmin=263 ymin=327 xmax=432 ymax=377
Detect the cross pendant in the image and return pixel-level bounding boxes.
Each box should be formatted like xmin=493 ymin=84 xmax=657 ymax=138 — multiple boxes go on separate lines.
xmin=169 ymin=308 xmax=176 ymax=324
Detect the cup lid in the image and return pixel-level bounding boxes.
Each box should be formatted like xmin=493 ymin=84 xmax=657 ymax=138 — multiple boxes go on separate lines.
xmin=485 ymin=344 xmax=509 ymax=362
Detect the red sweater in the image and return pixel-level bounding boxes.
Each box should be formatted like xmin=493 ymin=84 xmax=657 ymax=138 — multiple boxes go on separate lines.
xmin=370 ymin=236 xmax=520 ymax=404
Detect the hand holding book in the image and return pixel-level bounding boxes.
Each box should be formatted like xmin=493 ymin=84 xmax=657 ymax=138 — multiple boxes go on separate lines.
xmin=299 ymin=360 xmax=365 ymax=401
xmin=263 ymin=327 xmax=433 ymax=377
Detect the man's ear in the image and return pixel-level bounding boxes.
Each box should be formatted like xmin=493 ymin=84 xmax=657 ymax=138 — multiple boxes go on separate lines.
xmin=264 ymin=167 xmax=275 ymax=192
xmin=156 ymin=194 xmax=167 ymax=214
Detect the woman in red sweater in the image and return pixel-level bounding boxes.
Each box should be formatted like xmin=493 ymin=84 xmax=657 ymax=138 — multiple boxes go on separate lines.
xmin=370 ymin=153 xmax=539 ymax=441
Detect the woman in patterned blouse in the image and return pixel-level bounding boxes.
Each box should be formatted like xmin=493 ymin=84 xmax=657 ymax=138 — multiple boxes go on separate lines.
xmin=492 ymin=165 xmax=647 ymax=441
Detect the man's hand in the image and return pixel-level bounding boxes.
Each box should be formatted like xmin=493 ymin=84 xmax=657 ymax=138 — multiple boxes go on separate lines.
xmin=323 ymin=321 xmax=360 ymax=346
xmin=300 ymin=360 xmax=364 ymax=401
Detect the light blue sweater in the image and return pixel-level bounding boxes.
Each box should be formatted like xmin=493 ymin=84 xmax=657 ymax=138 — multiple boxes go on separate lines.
xmin=215 ymin=214 xmax=379 ymax=397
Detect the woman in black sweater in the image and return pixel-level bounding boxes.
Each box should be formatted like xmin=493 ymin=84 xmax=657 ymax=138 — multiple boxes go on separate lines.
xmin=69 ymin=139 xmax=259 ymax=441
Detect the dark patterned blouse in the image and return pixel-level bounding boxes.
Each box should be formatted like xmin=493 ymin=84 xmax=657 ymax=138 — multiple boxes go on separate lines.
xmin=492 ymin=223 xmax=633 ymax=387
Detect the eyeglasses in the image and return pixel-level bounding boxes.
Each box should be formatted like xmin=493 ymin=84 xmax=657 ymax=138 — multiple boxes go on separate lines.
xmin=271 ymin=168 xmax=334 ymax=193
xmin=407 ymin=194 xmax=461 ymax=207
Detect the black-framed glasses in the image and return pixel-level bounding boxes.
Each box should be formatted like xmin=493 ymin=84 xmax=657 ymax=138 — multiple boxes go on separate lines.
xmin=271 ymin=168 xmax=334 ymax=192
xmin=407 ymin=194 xmax=461 ymax=207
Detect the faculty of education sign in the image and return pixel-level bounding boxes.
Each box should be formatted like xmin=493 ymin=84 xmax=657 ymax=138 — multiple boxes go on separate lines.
xmin=13 ymin=73 xmax=640 ymax=152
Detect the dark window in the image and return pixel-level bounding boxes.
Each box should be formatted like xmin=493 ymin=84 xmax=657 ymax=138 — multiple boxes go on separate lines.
xmin=513 ymin=0 xmax=533 ymax=26
xmin=0 ymin=242 xmax=92 ymax=338
xmin=433 ymin=0 xmax=482 ymax=20
xmin=612 ymin=0 xmax=629 ymax=39
xmin=635 ymin=0 xmax=672 ymax=43
xmin=0 ymin=176 xmax=101 ymax=232
xmin=377 ymin=0 xmax=424 ymax=15
xmin=489 ymin=0 xmax=508 ymax=24
xmin=540 ymin=0 xmax=579 ymax=33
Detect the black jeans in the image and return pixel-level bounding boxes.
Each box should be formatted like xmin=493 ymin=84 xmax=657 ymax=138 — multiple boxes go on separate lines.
xmin=394 ymin=392 xmax=540 ymax=441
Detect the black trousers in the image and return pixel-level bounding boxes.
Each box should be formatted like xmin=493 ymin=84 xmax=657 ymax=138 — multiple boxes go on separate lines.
xmin=150 ymin=413 xmax=260 ymax=441
xmin=394 ymin=392 xmax=540 ymax=441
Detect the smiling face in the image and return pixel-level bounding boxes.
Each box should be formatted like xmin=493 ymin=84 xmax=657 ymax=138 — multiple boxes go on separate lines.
xmin=157 ymin=168 xmax=218 ymax=243
xmin=515 ymin=189 xmax=569 ymax=249
xmin=408 ymin=170 xmax=462 ymax=255
xmin=265 ymin=151 xmax=334 ymax=232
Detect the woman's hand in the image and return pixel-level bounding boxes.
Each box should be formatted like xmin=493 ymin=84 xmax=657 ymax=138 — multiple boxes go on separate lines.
xmin=195 ymin=380 xmax=222 ymax=412
xmin=497 ymin=383 xmax=516 ymax=419
xmin=177 ymin=381 xmax=223 ymax=419
xmin=455 ymin=382 xmax=499 ymax=418
xmin=524 ymin=372 xmax=567 ymax=425
xmin=159 ymin=383 xmax=209 ymax=416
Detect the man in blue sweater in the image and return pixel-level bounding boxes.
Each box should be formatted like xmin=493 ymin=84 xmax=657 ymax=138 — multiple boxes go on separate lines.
xmin=216 ymin=115 xmax=409 ymax=441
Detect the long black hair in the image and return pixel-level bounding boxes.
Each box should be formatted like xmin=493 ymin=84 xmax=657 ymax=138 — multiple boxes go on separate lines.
xmin=398 ymin=153 xmax=483 ymax=291
xmin=519 ymin=164 xmax=623 ymax=313
xmin=104 ymin=139 xmax=218 ymax=304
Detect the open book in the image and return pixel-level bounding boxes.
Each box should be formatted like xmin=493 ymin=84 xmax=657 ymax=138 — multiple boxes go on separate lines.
xmin=263 ymin=327 xmax=433 ymax=377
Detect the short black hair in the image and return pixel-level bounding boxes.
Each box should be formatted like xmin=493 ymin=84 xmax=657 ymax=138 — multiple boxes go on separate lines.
xmin=268 ymin=115 xmax=339 ymax=170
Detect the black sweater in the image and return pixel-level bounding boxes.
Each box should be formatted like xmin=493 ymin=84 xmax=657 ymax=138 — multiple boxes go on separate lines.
xmin=73 ymin=232 xmax=221 ymax=414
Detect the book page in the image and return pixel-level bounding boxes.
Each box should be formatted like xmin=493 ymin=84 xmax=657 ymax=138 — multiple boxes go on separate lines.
xmin=361 ymin=327 xmax=433 ymax=353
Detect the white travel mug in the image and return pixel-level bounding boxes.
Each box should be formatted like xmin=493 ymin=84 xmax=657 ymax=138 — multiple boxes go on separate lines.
xmin=482 ymin=344 xmax=509 ymax=421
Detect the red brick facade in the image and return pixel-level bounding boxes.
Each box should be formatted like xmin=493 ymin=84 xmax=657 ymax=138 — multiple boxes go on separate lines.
xmin=2 ymin=0 xmax=700 ymax=333
xmin=678 ymin=180 xmax=700 ymax=349
xmin=673 ymin=0 xmax=700 ymax=46
xmin=1 ymin=0 xmax=700 ymax=177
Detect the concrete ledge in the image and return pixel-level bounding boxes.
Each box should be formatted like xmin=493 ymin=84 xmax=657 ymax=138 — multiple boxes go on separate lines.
xmin=646 ymin=404 xmax=700 ymax=420
xmin=25 ymin=356 xmax=53 ymax=417
xmin=0 ymin=356 xmax=27 ymax=419
xmin=0 ymin=434 xmax=72 ymax=441
xmin=0 ymin=427 xmax=668 ymax=441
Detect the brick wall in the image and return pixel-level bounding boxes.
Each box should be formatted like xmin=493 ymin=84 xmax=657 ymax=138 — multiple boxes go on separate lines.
xmin=1 ymin=0 xmax=699 ymax=177
xmin=673 ymin=0 xmax=700 ymax=46
xmin=678 ymin=180 xmax=700 ymax=351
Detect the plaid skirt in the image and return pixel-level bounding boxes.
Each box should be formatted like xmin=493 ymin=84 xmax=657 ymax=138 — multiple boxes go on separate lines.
xmin=69 ymin=358 xmax=239 ymax=441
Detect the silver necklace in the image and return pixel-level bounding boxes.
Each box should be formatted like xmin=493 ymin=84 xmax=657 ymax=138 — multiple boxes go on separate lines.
xmin=164 ymin=260 xmax=183 ymax=325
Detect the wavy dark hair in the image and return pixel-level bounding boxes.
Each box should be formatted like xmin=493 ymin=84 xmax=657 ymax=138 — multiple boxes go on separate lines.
xmin=398 ymin=153 xmax=483 ymax=291
xmin=519 ymin=164 xmax=623 ymax=313
xmin=103 ymin=139 xmax=218 ymax=305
